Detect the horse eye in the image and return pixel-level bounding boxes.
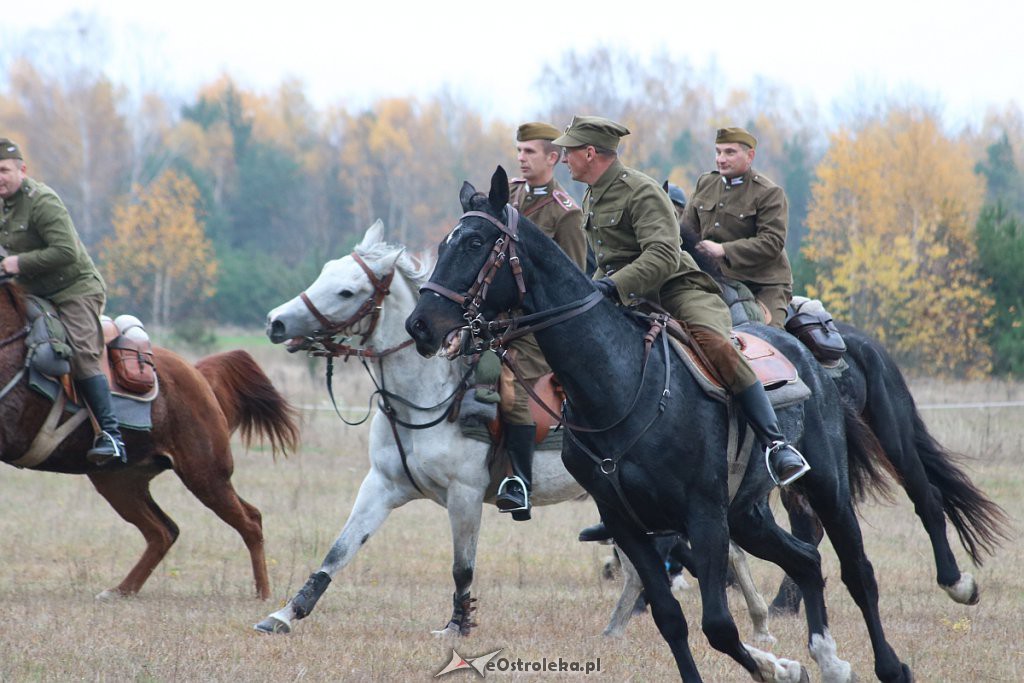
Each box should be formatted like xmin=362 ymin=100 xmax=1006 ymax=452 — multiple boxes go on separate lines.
xmin=468 ymin=237 xmax=484 ymax=250
xmin=338 ymin=289 xmax=353 ymax=299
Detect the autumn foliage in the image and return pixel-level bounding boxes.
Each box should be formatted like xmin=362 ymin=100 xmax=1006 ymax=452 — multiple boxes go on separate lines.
xmin=803 ymin=110 xmax=993 ymax=377
xmin=101 ymin=171 xmax=217 ymax=327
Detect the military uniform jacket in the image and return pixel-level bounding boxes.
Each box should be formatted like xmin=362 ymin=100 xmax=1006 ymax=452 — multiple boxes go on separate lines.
xmin=0 ymin=177 xmax=105 ymax=303
xmin=507 ymin=176 xmax=587 ymax=378
xmin=583 ymin=159 xmax=719 ymax=302
xmin=682 ymin=169 xmax=792 ymax=286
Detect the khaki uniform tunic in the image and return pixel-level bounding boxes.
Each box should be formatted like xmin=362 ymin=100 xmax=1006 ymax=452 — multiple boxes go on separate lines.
xmin=583 ymin=160 xmax=756 ymax=392
xmin=504 ymin=177 xmax=586 ymax=424
xmin=1 ymin=177 xmax=107 ymax=378
xmin=682 ymin=169 xmax=792 ymax=327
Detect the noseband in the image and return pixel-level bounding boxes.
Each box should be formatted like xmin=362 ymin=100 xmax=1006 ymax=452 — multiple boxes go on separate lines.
xmin=298 ymin=252 xmax=412 ymax=358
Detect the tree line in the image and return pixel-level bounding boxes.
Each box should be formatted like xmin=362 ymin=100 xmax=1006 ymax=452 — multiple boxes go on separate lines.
xmin=2 ymin=39 xmax=1023 ymax=378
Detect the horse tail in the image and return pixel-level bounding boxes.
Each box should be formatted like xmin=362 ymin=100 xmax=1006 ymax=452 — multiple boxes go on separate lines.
xmin=908 ymin=408 xmax=1011 ymax=565
xmin=195 ymin=349 xmax=300 ymax=458
xmin=842 ymin=403 xmax=896 ymax=504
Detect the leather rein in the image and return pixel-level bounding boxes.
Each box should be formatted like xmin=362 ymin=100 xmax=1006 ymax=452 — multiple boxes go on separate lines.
xmin=418 ymin=204 xmax=678 ymax=533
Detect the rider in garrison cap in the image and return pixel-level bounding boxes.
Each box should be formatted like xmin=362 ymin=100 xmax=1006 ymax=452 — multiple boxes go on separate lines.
xmin=0 ymin=138 xmax=22 ymax=160
xmin=715 ymin=126 xmax=758 ymax=149
xmin=553 ymin=115 xmax=631 ymax=150
xmin=496 ymin=121 xmax=586 ymax=521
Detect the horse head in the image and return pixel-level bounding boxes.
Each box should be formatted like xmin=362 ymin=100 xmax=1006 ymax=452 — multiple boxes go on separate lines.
xmin=266 ymin=220 xmax=421 ymax=355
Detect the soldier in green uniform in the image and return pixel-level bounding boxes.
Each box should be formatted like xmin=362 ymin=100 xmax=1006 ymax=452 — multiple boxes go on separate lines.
xmin=0 ymin=138 xmax=126 ymax=465
xmin=495 ymin=122 xmax=587 ymax=520
xmin=552 ymin=117 xmax=809 ymax=541
xmin=684 ymin=127 xmax=792 ymax=328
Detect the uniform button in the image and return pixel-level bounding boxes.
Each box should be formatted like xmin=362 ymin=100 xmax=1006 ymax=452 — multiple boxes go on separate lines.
xmin=739 ymin=214 xmax=744 ymax=218
xmin=714 ymin=222 xmax=720 ymax=227
xmin=621 ymin=173 xmax=627 ymax=178
xmin=719 ymin=203 xmax=723 ymax=207
xmin=598 ymin=252 xmax=604 ymax=258
xmin=596 ymin=240 xmax=603 ymax=245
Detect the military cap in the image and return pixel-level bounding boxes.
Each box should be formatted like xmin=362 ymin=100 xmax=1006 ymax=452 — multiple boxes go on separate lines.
xmin=662 ymin=181 xmax=687 ymax=208
xmin=716 ymin=127 xmax=757 ymax=149
xmin=516 ymin=122 xmax=561 ymax=142
xmin=0 ymin=138 xmax=23 ymax=160
xmin=553 ymin=115 xmax=630 ymax=150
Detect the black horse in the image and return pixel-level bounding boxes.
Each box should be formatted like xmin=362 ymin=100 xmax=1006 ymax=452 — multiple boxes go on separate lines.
xmin=406 ymin=167 xmax=911 ymax=682
xmin=677 ymin=224 xmax=1011 ymax=614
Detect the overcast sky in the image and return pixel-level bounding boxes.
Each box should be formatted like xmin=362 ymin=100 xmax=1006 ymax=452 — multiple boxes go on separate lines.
xmin=3 ymin=0 xmax=1022 ymax=127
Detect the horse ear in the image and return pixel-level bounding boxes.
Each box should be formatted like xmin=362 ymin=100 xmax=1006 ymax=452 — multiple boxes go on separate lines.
xmin=459 ymin=181 xmax=477 ymax=211
xmin=359 ymin=219 xmax=385 ymax=249
xmin=488 ymin=166 xmax=510 ymax=212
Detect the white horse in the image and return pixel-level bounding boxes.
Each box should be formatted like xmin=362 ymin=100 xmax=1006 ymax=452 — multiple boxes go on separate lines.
xmin=255 ymin=221 xmax=773 ymax=642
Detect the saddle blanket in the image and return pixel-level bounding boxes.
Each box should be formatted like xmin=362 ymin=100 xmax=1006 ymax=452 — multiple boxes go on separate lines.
xmin=29 ymin=366 xmax=154 ymax=431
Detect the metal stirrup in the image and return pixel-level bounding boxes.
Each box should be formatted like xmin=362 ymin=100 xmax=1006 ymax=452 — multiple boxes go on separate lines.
xmin=496 ymin=475 xmax=529 ymax=512
xmin=764 ymin=440 xmax=810 ymax=487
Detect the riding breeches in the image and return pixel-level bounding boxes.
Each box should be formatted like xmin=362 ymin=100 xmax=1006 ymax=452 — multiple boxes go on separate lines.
xmin=54 ymin=292 xmax=106 ymax=379
xmin=748 ymin=282 xmax=792 ymax=330
xmin=658 ymin=284 xmax=757 ymax=394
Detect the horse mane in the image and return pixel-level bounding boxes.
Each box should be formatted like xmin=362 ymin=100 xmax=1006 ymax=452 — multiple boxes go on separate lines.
xmin=353 ymin=240 xmax=434 ymax=288
xmin=679 ymin=223 xmax=725 ymax=279
xmin=0 ymin=280 xmax=28 ymax=321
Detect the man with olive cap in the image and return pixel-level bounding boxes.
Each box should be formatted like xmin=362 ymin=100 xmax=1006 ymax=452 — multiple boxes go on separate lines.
xmin=553 ymin=116 xmax=809 ymax=542
xmin=684 ymin=127 xmax=792 ymax=328
xmin=494 ymin=122 xmax=586 ymax=520
xmin=0 ymin=137 xmax=126 ymax=465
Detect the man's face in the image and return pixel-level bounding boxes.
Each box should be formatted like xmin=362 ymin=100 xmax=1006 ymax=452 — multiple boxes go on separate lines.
xmin=516 ymin=139 xmax=557 ymax=184
xmin=562 ymin=145 xmax=589 ymax=183
xmin=715 ymin=143 xmax=755 ymax=179
xmin=0 ymin=158 xmax=26 ymax=200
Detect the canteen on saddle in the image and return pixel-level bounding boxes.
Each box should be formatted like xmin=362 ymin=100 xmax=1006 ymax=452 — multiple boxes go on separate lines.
xmin=457 ymin=350 xmax=564 ymax=450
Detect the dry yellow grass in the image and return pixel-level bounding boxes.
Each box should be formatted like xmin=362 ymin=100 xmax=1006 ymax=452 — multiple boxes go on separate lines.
xmin=1 ymin=346 xmax=1021 ymax=681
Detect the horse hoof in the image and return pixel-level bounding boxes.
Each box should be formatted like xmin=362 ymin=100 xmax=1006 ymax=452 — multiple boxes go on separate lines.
xmin=254 ymin=616 xmax=291 ymax=634
xmin=431 ymin=623 xmax=462 ymax=638
xmin=942 ymin=573 xmax=979 ymax=605
xmin=95 ymin=589 xmax=125 ymax=602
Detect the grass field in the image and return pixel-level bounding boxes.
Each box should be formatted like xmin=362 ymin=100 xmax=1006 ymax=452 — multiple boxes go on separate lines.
xmin=0 ymin=340 xmax=1021 ymax=681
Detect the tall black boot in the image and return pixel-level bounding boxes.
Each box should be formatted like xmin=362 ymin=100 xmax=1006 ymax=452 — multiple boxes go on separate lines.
xmin=76 ymin=375 xmax=127 ymax=465
xmin=734 ymin=383 xmax=810 ymax=486
xmin=495 ymin=424 xmax=535 ymax=521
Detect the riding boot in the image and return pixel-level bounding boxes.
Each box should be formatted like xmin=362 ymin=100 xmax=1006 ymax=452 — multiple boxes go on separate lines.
xmin=76 ymin=375 xmax=127 ymax=466
xmin=734 ymin=383 xmax=810 ymax=486
xmin=578 ymin=520 xmax=613 ymax=542
xmin=495 ymin=424 xmax=535 ymax=521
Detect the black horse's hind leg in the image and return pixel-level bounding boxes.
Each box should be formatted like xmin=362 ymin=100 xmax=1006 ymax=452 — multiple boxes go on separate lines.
xmin=808 ymin=493 xmax=912 ymax=683
xmin=770 ymin=488 xmax=824 ymax=616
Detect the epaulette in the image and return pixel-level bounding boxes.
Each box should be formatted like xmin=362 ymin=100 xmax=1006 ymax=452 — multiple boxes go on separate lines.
xmin=552 ymin=189 xmax=578 ymax=211
xmin=751 ymin=173 xmax=777 ymax=188
xmin=509 ymin=177 xmax=527 ymax=185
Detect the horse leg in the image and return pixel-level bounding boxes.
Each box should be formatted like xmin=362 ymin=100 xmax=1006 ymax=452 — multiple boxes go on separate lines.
xmin=254 ymin=467 xmax=410 ymax=633
xmin=728 ymin=503 xmax=839 ymax=683
xmin=173 ymin=454 xmax=270 ymax=599
xmin=728 ymin=542 xmax=775 ymax=644
xmin=684 ymin=504 xmax=805 ymax=683
xmin=770 ymin=488 xmax=824 ymax=616
xmin=87 ymin=466 xmax=179 ymax=599
xmin=434 ymin=481 xmax=485 ymax=637
xmin=602 ymin=544 xmax=645 ymax=637
xmin=809 ymin=495 xmax=913 ymax=683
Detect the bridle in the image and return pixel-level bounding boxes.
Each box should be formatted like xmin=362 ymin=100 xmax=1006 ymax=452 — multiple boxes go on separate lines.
xmin=419 ymin=205 xmax=603 ymax=356
xmin=297 ymin=251 xmax=412 ymax=359
xmin=417 ymin=203 xmax=679 ymax=533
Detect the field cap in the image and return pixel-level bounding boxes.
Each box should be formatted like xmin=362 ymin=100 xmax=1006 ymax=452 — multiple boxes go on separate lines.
xmin=0 ymin=138 xmax=23 ymax=160
xmin=553 ymin=116 xmax=630 ymax=150
xmin=715 ymin=127 xmax=757 ymax=149
xmin=516 ymin=122 xmax=561 ymax=142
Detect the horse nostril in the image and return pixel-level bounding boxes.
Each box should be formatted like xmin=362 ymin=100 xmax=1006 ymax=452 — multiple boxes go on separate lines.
xmin=268 ymin=319 xmax=286 ymax=342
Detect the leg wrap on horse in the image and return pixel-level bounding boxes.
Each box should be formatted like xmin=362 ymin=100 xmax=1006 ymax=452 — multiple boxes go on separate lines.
xmin=445 ymin=591 xmax=478 ymax=636
xmin=292 ymin=571 xmax=332 ymax=619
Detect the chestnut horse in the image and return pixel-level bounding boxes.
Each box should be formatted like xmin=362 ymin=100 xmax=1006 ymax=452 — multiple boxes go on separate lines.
xmin=0 ymin=276 xmax=299 ymax=599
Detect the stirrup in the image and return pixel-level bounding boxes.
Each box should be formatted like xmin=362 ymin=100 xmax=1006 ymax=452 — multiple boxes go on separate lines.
xmin=87 ymin=431 xmax=126 ymax=466
xmin=495 ymin=475 xmax=529 ymax=512
xmin=765 ymin=441 xmax=810 ymax=487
